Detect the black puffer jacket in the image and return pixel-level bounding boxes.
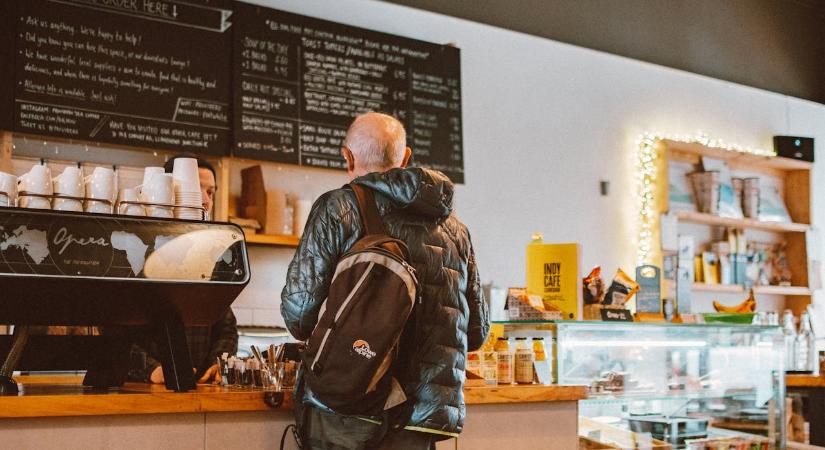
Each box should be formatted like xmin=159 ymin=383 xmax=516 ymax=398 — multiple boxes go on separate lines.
xmin=281 ymin=167 xmax=489 ymax=435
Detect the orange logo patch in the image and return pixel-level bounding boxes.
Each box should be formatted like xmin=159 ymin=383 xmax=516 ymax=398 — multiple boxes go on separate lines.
xmin=352 ymin=339 xmax=376 ymax=359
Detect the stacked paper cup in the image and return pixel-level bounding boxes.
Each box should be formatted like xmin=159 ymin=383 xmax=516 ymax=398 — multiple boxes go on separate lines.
xmin=171 ymin=158 xmax=203 ymax=220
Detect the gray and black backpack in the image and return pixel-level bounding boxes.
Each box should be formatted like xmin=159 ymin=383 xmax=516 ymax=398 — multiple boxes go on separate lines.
xmin=301 ymin=183 xmax=419 ymax=418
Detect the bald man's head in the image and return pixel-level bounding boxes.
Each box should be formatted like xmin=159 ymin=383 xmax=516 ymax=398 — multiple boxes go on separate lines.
xmin=342 ymin=112 xmax=411 ymax=179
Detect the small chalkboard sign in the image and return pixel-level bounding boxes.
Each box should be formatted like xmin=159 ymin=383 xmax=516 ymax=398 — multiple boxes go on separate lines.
xmin=601 ymin=308 xmax=634 ymax=322
xmin=635 ymin=265 xmax=661 ymax=314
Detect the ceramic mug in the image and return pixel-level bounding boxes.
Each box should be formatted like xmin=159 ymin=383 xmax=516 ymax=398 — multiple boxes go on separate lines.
xmin=84 ymin=167 xmax=115 ymax=202
xmin=117 ymin=188 xmax=145 ymax=216
xmin=0 ymin=171 xmax=17 ymax=207
xmin=53 ymin=166 xmax=84 ymax=198
xmin=85 ymin=199 xmax=112 ymax=214
xmin=140 ymin=173 xmax=174 ymax=206
xmin=18 ymin=165 xmax=52 ymax=209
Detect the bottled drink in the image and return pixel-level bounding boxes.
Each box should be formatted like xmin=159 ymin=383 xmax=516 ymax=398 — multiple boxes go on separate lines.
xmin=515 ymin=337 xmax=534 ymax=384
xmin=797 ymin=311 xmax=816 ymax=372
xmin=532 ymin=337 xmax=546 ymax=362
xmin=494 ymin=337 xmax=513 ymax=384
xmin=782 ymin=310 xmax=797 ymax=372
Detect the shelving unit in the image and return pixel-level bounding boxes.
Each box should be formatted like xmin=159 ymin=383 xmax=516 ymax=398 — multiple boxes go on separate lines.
xmin=652 ymin=138 xmax=815 ymax=314
xmin=674 ymin=211 xmax=810 ymax=233
xmin=663 ymin=139 xmax=813 ymax=172
xmin=691 ymin=283 xmax=812 ymax=296
xmin=243 ymin=232 xmax=300 ymax=247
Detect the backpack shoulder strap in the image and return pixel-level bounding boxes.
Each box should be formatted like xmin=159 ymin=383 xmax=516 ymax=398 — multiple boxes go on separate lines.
xmin=351 ymin=184 xmax=387 ymax=236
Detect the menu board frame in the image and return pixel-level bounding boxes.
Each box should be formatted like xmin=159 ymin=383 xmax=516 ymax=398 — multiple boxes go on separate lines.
xmin=1 ymin=1 xmax=465 ymax=182
xmin=232 ymin=2 xmax=465 ymax=183
xmin=11 ymin=0 xmax=234 ymax=156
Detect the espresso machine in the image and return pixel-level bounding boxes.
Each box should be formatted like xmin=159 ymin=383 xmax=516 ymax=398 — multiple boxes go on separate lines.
xmin=0 ymin=207 xmax=250 ymax=393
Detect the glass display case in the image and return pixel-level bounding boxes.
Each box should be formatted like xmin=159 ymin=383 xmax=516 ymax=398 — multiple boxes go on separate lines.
xmin=554 ymin=321 xmax=785 ymax=449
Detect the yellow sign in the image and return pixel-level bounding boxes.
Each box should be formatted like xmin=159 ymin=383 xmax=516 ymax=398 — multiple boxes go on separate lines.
xmin=526 ymin=241 xmax=581 ymax=320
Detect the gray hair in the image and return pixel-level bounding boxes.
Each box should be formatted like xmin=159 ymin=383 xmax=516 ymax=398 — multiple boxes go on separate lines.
xmin=343 ymin=112 xmax=407 ymax=171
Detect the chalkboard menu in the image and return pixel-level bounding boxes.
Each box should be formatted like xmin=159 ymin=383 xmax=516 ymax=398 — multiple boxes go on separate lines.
xmin=232 ymin=3 xmax=464 ymax=182
xmin=13 ymin=0 xmax=233 ymax=155
xmin=0 ymin=2 xmax=15 ymax=131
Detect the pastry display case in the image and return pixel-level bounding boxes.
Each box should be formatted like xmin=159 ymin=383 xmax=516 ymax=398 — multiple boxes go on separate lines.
xmin=554 ymin=321 xmax=785 ymax=449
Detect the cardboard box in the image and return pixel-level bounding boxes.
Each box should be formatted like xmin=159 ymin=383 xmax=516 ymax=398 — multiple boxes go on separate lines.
xmin=240 ymin=165 xmax=291 ymax=235
xmin=506 ymin=287 xmax=563 ymax=321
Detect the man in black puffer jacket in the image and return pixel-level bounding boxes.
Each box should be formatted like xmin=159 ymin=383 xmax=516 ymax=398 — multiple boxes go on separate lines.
xmin=282 ymin=112 xmax=489 ymax=449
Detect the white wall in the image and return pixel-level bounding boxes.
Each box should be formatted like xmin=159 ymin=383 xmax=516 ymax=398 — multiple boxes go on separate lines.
xmin=231 ymin=0 xmax=825 ymax=327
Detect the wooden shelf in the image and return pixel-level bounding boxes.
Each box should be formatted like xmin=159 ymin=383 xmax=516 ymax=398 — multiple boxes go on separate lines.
xmin=243 ymin=232 xmax=300 ymax=247
xmin=691 ymin=283 xmax=812 ymax=296
xmin=786 ymin=374 xmax=825 ymax=388
xmin=753 ymin=285 xmax=812 ymax=296
xmin=662 ymin=139 xmax=813 ymax=172
xmin=691 ymin=283 xmax=743 ymax=293
xmin=674 ymin=211 xmax=810 ymax=233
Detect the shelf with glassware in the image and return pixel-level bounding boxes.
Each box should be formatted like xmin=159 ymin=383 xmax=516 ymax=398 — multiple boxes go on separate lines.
xmin=0 ymin=132 xmax=313 ymax=249
xmin=648 ymin=138 xmax=815 ymax=316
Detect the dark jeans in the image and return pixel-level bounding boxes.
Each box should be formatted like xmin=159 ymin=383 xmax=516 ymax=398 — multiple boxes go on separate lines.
xmin=306 ymin=406 xmax=435 ymax=450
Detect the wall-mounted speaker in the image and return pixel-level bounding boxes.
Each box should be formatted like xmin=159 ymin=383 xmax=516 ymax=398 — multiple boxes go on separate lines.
xmin=773 ymin=136 xmax=814 ymax=162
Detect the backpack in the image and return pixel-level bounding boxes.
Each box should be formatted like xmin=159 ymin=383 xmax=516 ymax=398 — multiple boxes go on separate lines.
xmin=301 ymin=183 xmax=419 ymax=417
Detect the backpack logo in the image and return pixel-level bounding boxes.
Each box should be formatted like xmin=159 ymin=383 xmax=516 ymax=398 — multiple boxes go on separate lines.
xmin=352 ymin=339 xmax=376 ymax=359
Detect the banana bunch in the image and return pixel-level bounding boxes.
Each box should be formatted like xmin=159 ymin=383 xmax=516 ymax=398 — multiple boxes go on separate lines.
xmin=713 ymin=290 xmax=757 ymax=313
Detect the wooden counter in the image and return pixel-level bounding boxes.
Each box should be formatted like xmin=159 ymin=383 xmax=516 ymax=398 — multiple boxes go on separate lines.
xmin=0 ymin=376 xmax=587 ymax=419
xmin=0 ymin=376 xmax=586 ymax=449
xmin=787 ymin=374 xmax=825 ymax=388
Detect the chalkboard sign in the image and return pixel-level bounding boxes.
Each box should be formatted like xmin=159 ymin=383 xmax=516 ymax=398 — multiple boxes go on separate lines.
xmin=12 ymin=0 xmax=233 ymax=155
xmin=232 ymin=3 xmax=464 ymax=183
xmin=0 ymin=2 xmax=15 ymax=131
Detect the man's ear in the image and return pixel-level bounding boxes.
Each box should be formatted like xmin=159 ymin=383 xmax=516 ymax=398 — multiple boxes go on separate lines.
xmin=342 ymin=147 xmax=355 ymax=172
xmin=400 ymin=147 xmax=412 ymax=168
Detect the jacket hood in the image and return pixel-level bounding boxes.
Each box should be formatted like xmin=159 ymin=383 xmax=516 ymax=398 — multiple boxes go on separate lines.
xmin=352 ymin=168 xmax=454 ymax=219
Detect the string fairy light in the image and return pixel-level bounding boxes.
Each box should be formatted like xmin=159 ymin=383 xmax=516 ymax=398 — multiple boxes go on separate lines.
xmin=635 ymin=131 xmax=775 ymax=266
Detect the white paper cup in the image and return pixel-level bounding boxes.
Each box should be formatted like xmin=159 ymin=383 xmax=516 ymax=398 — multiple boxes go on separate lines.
xmin=172 ymin=158 xmax=201 ymax=193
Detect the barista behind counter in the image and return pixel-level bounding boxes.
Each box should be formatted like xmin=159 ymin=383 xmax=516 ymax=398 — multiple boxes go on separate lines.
xmin=128 ymin=154 xmax=238 ymax=385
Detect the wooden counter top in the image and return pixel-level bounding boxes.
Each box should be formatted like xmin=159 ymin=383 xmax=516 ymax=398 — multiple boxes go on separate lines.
xmin=0 ymin=376 xmax=587 ymax=419
xmin=786 ymin=374 xmax=825 ymax=388
xmin=463 ymin=384 xmax=588 ymax=404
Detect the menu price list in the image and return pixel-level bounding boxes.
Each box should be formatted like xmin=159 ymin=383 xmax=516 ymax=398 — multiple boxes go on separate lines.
xmin=233 ymin=3 xmax=464 ymax=182
xmin=13 ymin=0 xmax=233 ymax=155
